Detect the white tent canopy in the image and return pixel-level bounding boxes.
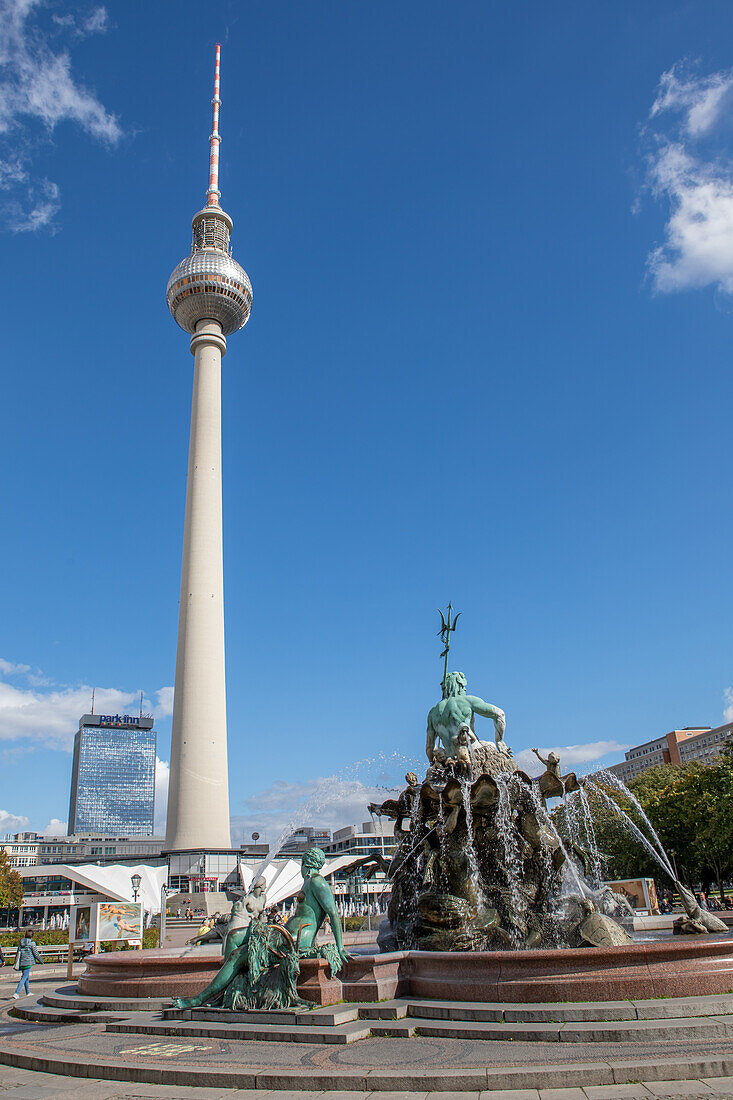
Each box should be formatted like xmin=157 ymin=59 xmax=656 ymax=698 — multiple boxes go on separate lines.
xmin=20 ymin=862 xmax=167 ymax=913
xmin=22 ymin=854 xmax=375 ymax=914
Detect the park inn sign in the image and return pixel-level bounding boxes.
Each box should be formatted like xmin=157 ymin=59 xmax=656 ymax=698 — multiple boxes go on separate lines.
xmin=98 ymin=714 xmax=141 ymax=727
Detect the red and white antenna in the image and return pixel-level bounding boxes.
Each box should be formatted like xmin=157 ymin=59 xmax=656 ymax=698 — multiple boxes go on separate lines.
xmin=207 ymin=44 xmax=222 ymax=207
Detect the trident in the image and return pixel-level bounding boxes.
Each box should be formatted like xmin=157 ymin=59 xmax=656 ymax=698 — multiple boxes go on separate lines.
xmin=437 ymin=602 xmax=460 ymax=694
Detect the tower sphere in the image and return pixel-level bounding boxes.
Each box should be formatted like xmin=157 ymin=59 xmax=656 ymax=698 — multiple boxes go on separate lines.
xmin=167 ymin=208 xmax=252 ymax=337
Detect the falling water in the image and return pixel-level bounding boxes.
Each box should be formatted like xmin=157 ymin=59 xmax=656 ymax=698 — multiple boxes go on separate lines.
xmin=594 ymin=770 xmax=674 ymax=877
xmin=577 ymin=786 xmax=603 ymax=884
xmin=495 ymin=775 xmax=526 ymax=945
xmin=458 ymin=775 xmax=486 ymax=909
xmin=584 ymin=780 xmax=675 ymax=882
xmin=530 ymin=784 xmax=589 ymax=900
xmin=527 ymin=782 xmax=565 ymax=946
xmin=560 ymin=786 xmax=603 ymax=885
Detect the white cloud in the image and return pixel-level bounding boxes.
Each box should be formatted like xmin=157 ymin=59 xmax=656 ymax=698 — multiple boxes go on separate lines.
xmin=0 ymin=658 xmax=30 ymax=676
xmin=10 ymin=177 xmax=59 ymax=232
xmin=651 ymin=63 xmax=733 ymax=137
xmin=0 ymin=808 xmax=31 ymax=834
xmin=155 ymin=686 xmax=174 ymax=719
xmin=0 ymin=158 xmax=24 ymax=188
xmin=0 ymin=0 xmax=120 ymax=231
xmin=644 ymin=63 xmax=733 ymax=296
xmin=154 ymin=756 xmax=169 ymax=834
xmin=230 ymin=764 xmax=416 ymax=852
xmin=83 ymin=7 xmax=109 ymax=36
xmin=41 ymin=818 xmax=67 ymax=836
xmin=514 ymin=740 xmax=630 ymax=776
xmin=0 ymin=659 xmax=171 ymax=752
xmin=724 ymin=688 xmax=733 ymax=723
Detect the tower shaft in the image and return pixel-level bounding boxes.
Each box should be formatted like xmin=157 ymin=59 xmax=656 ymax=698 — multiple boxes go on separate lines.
xmin=166 ymin=320 xmax=231 ymax=850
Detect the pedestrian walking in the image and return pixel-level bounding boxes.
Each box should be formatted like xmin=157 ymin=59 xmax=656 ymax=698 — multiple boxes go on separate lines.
xmin=12 ymin=935 xmax=42 ymax=999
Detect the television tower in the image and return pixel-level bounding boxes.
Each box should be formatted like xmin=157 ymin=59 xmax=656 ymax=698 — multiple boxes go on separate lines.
xmin=165 ymin=45 xmax=252 ymax=851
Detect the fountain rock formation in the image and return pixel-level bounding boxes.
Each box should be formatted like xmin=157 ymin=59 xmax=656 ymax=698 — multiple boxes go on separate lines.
xmin=377 ymin=671 xmax=633 ymax=952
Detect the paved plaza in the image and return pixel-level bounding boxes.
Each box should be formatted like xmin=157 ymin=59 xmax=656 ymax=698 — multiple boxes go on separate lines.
xmin=1 ymin=966 xmax=733 ymax=1098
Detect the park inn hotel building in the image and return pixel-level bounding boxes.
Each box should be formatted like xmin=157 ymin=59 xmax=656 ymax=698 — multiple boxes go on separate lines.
xmin=68 ymin=713 xmax=156 ymax=835
xmin=608 ymin=720 xmax=733 ymax=783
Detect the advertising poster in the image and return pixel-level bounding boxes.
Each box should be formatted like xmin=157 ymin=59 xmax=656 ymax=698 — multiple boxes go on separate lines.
xmin=606 ymin=877 xmax=657 ymax=912
xmin=73 ymin=905 xmax=91 ymax=942
xmin=97 ymin=902 xmax=142 ymax=941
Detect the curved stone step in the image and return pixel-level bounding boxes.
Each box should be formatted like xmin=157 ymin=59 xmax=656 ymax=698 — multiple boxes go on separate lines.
xmin=105 ymin=1015 xmax=372 ymax=1044
xmin=1 ymin=1038 xmax=733 ymax=1093
xmin=102 ymin=1008 xmax=733 ymax=1045
xmin=161 ymin=1003 xmax=360 ymax=1026
xmin=11 ymin=999 xmax=128 ymax=1025
xmin=42 ymin=990 xmax=169 ymax=1012
xmin=359 ymin=993 xmax=733 ymax=1023
xmin=407 ymin=1013 xmax=733 ymax=1043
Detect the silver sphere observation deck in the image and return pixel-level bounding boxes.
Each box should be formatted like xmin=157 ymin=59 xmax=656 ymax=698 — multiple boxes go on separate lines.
xmin=167 ymin=206 xmax=252 ymax=337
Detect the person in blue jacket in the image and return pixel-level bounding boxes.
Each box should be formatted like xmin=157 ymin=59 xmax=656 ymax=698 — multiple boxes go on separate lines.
xmin=12 ymin=935 xmax=42 ymax=999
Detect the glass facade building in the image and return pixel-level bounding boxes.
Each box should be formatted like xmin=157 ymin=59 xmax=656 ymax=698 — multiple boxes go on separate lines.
xmin=68 ymin=714 xmax=156 ymax=836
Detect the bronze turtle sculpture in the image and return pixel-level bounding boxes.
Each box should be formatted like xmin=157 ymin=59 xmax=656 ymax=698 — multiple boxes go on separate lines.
xmin=578 ymin=899 xmax=633 ymax=948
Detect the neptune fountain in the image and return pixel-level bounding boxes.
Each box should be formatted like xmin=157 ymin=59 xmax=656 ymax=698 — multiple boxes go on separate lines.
xmin=373 ymin=605 xmax=726 ymax=953
xmin=165 ymin=607 xmax=727 ymax=1012
xmin=375 ymin=664 xmax=634 ymax=952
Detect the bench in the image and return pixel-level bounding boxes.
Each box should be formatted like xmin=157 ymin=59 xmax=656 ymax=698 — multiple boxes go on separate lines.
xmin=2 ymin=945 xmax=87 ymax=965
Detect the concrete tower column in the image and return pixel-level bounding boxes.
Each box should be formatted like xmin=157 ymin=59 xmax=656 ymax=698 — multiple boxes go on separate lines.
xmin=166 ymin=319 xmax=231 ymax=850
xmin=165 ymin=45 xmax=251 ymax=853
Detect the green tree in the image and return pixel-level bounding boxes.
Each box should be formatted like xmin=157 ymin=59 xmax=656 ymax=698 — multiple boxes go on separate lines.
xmin=0 ymin=850 xmax=23 ymax=910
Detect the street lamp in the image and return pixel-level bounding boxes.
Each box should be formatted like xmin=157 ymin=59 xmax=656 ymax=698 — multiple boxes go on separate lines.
xmin=160 ymin=883 xmax=171 ymax=948
xmin=131 ymin=873 xmax=142 ymax=902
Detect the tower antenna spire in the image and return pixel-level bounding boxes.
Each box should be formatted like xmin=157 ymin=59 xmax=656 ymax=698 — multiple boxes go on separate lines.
xmin=207 ymin=43 xmax=222 ymax=207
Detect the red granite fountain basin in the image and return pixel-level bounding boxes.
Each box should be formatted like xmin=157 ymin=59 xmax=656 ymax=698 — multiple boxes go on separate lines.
xmin=77 ymin=937 xmax=733 ymax=1005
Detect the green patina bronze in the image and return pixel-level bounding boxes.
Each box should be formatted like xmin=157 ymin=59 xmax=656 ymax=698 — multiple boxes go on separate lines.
xmin=283 ymin=846 xmax=349 ymax=963
xmin=170 ymin=848 xmax=348 ymax=1012
xmin=426 ymin=670 xmax=509 ymax=762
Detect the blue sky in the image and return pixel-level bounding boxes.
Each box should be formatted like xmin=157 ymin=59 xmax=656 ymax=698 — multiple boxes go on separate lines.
xmin=2 ymin=0 xmax=733 ymax=843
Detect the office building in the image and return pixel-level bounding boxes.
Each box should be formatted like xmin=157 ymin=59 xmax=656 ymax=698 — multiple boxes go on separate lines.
xmin=608 ymin=721 xmax=733 ymax=783
xmin=68 ymin=713 xmax=156 ymax=835
xmin=324 ymin=821 xmax=397 ymax=902
xmin=279 ymin=827 xmax=332 ymax=856
xmin=1 ymin=832 xmax=165 ymax=870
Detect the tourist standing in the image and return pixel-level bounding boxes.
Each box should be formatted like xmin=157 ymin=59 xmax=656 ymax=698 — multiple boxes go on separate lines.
xmin=12 ymin=935 xmax=42 ymax=999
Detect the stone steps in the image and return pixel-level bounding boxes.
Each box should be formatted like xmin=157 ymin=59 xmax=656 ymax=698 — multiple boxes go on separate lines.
xmin=162 ymin=1003 xmax=360 ymax=1026
xmin=18 ymin=995 xmax=732 ymax=1046
xmin=106 ymin=1014 xmax=373 ymax=1045
xmin=402 ymin=1013 xmax=733 ymax=1043
xmin=14 ymin=987 xmax=733 ymax=1050
xmin=358 ymin=993 xmax=733 ymax=1023
xmin=42 ymin=990 xmax=170 ymax=1012
xmin=11 ymin=1000 xmax=128 ymax=1025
